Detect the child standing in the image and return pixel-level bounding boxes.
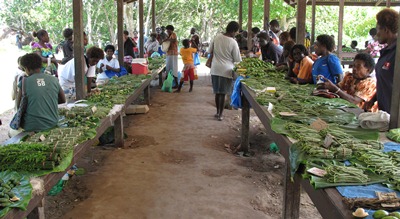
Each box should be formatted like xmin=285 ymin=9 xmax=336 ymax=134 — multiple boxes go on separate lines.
xmin=61 ymin=28 xmax=74 ymax=64
xmin=176 ymin=39 xmax=197 ymax=92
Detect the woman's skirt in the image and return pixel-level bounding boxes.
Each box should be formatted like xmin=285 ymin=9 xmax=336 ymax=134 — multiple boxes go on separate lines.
xmin=211 ymin=75 xmax=233 ymax=94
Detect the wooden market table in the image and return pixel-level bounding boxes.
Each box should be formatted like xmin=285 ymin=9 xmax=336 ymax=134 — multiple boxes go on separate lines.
xmin=240 ymin=84 xmax=354 ymax=219
xmin=2 ymin=66 xmax=165 ymax=219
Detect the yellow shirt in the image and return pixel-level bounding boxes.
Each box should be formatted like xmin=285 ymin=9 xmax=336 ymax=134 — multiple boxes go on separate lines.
xmin=180 ymin=47 xmax=197 ymax=65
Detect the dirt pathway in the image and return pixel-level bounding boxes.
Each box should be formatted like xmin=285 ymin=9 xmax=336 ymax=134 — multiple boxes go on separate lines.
xmin=48 ymin=73 xmax=321 ymax=219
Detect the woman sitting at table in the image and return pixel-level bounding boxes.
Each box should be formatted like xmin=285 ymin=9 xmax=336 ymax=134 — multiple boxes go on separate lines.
xmin=13 ymin=53 xmax=65 ymax=134
xmin=288 ymin=44 xmax=313 ymax=84
xmin=312 ymin=34 xmax=343 ymax=84
xmin=97 ymin=45 xmax=125 ymax=79
xmin=321 ymin=53 xmax=377 ymax=112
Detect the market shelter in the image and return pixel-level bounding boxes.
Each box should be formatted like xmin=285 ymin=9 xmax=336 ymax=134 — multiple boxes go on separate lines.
xmin=284 ymin=0 xmax=400 ymax=129
xmin=237 ymin=58 xmax=400 ymax=218
xmin=1 ymin=65 xmax=165 ymax=218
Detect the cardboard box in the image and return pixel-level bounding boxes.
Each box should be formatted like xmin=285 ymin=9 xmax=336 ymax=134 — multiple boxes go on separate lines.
xmin=126 ymin=105 xmax=149 ymax=115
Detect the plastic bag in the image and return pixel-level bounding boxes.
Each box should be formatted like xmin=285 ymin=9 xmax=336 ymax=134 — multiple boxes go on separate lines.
xmin=151 ymin=52 xmax=161 ymax=58
xmin=162 ymin=71 xmax=174 ymax=92
xmin=194 ymin=53 xmax=200 ymax=66
xmin=231 ymin=76 xmax=244 ymax=109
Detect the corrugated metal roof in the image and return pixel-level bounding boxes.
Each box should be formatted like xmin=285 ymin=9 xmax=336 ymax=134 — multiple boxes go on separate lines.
xmin=284 ymin=0 xmax=400 ymax=6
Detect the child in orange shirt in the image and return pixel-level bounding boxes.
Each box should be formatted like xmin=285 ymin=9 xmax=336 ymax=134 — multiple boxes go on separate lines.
xmin=289 ymin=44 xmax=314 ymax=84
xmin=176 ymin=39 xmax=197 ymax=92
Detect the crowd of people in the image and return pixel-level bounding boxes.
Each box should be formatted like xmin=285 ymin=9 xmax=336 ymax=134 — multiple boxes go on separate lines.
xmin=2 ymin=7 xmax=399 ymax=134
xmin=208 ymin=8 xmax=398 ymax=121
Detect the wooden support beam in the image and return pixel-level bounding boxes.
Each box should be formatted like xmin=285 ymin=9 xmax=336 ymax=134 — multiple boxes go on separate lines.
xmin=389 ymin=17 xmax=400 ymax=128
xmin=241 ymin=93 xmax=250 ymax=155
xmin=338 ymin=0 xmax=344 ymax=60
xmin=311 ymin=0 xmax=316 ymax=45
xmin=247 ymin=0 xmax=253 ymax=52
xmin=139 ymin=0 xmax=144 ymax=58
xmin=73 ymin=0 xmax=85 ymax=100
xmin=387 ymin=0 xmax=391 ymax=7
xmin=264 ymin=0 xmax=270 ymax=31
xmin=117 ymin=0 xmax=124 ymax=66
xmin=239 ymin=0 xmax=243 ymax=30
xmin=114 ymin=115 xmax=124 ymax=148
xmin=151 ymin=0 xmax=156 ymax=32
xmin=296 ymin=0 xmax=306 ymax=45
xmin=282 ymin=162 xmax=301 ymax=219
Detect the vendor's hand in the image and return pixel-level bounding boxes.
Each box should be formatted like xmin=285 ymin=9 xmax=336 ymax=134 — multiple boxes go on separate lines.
xmin=106 ymin=65 xmax=112 ymax=70
xmin=289 ymin=77 xmax=298 ymax=84
xmin=363 ymin=100 xmax=374 ymax=112
xmin=323 ymin=79 xmax=338 ymax=92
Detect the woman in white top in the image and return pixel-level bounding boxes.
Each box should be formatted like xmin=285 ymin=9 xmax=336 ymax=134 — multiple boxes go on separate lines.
xmin=97 ymin=45 xmax=120 ymax=79
xmin=208 ymin=21 xmax=242 ymax=121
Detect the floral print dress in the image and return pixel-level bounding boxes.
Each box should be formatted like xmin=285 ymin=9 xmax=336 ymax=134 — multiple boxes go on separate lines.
xmin=339 ymin=73 xmax=377 ymax=111
xmin=31 ymin=42 xmax=58 ymax=76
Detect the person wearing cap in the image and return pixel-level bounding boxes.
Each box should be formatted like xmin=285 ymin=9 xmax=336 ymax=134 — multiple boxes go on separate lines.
xmin=257 ymin=31 xmax=283 ymax=65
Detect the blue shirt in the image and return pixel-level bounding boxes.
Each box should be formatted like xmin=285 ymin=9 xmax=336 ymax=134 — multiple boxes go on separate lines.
xmin=311 ymin=54 xmax=343 ymax=84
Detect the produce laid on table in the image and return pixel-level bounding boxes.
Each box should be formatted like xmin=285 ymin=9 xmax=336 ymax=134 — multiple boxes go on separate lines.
xmin=0 ymin=72 xmax=159 ymax=215
xmin=148 ymin=56 xmax=166 ymax=71
xmin=237 ymin=57 xmax=400 ymax=195
xmin=0 ymin=171 xmax=32 ymax=218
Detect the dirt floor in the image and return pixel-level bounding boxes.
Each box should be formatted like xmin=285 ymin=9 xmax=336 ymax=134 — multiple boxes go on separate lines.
xmin=41 ymin=73 xmax=322 ymax=219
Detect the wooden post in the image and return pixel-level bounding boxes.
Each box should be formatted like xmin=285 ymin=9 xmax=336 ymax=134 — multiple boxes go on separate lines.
xmin=311 ymin=0 xmax=316 ymax=45
xmin=241 ymin=93 xmax=250 ymax=155
xmin=144 ymin=85 xmax=150 ymax=105
xmin=296 ymin=0 xmax=306 ymax=45
xmin=151 ymin=0 xmax=156 ymax=32
xmin=139 ymin=0 xmax=144 ymax=58
xmin=338 ymin=0 xmax=344 ymax=60
xmin=117 ymin=0 xmax=124 ymax=66
xmin=387 ymin=0 xmax=391 ymax=8
xmin=247 ymin=0 xmax=253 ymax=52
xmin=282 ymin=161 xmax=301 ymax=219
xmin=263 ymin=0 xmax=270 ymax=31
xmin=239 ymin=0 xmax=243 ymax=30
xmin=73 ymin=0 xmax=85 ymax=100
xmin=114 ymin=115 xmax=124 ymax=148
xmin=389 ymin=19 xmax=400 ymax=128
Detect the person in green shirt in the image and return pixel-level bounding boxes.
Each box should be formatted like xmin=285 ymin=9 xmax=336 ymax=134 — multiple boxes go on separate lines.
xmin=17 ymin=53 xmax=66 ymax=132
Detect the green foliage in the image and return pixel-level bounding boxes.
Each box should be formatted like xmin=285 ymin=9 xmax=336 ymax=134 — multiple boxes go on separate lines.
xmin=0 ymin=0 xmax=385 ymax=49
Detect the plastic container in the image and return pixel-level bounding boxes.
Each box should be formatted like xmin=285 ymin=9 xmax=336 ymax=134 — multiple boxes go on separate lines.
xmin=131 ymin=58 xmax=148 ymax=75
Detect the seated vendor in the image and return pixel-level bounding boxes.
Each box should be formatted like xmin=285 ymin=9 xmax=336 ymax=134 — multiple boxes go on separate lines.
xmin=312 ymin=34 xmax=343 ymax=84
xmin=59 ymin=46 xmax=104 ymax=100
xmin=289 ymin=44 xmax=313 ymax=84
xmin=321 ymin=53 xmax=377 ymax=112
xmin=14 ymin=53 xmax=65 ymax=134
xmin=97 ymin=45 xmax=122 ymax=80
xmin=257 ymin=31 xmax=282 ymax=65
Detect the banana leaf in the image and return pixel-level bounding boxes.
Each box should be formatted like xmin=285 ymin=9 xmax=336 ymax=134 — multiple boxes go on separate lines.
xmin=0 ymin=171 xmax=32 ymax=218
xmin=304 ymin=159 xmax=388 ymax=189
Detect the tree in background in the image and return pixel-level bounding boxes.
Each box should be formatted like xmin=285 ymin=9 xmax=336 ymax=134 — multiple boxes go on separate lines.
xmin=0 ymin=0 xmax=384 ymax=49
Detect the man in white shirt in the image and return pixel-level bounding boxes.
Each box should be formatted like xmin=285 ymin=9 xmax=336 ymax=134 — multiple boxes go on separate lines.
xmin=59 ymin=46 xmax=104 ymax=100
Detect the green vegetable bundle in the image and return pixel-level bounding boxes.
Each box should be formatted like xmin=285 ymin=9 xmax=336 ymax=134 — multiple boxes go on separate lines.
xmin=0 ymin=143 xmax=64 ymax=171
xmin=325 ymin=165 xmax=369 ymax=183
xmin=387 ymin=128 xmax=400 ymax=143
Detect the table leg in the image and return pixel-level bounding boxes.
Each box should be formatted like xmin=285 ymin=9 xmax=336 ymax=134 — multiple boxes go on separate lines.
xmin=241 ymin=93 xmax=250 ymax=155
xmin=282 ymin=161 xmax=301 ymax=219
xmin=158 ymin=71 xmax=163 ymax=88
xmin=26 ymin=198 xmax=45 ymax=219
xmin=114 ymin=115 xmax=124 ymax=148
xmin=144 ymin=85 xmax=150 ymax=105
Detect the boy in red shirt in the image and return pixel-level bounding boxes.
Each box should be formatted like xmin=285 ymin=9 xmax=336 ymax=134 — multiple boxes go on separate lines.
xmin=176 ymin=39 xmax=197 ymax=92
